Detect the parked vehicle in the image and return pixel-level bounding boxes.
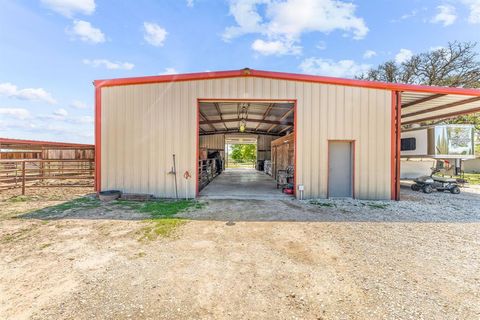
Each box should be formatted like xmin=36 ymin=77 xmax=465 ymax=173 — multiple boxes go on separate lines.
xmin=411 ymin=168 xmax=461 ymax=194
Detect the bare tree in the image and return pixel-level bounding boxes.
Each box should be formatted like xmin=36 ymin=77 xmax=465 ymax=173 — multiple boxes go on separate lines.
xmin=358 ymin=41 xmax=480 ymax=88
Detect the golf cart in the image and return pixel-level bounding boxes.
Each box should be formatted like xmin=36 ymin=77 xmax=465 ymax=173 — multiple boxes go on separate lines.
xmin=411 ymin=168 xmax=461 ymax=194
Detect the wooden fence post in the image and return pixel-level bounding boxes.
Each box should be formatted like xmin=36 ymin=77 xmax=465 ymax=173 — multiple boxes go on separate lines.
xmin=21 ymin=161 xmax=26 ymax=195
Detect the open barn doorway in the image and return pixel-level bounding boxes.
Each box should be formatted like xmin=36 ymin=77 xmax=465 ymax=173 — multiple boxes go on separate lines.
xmin=225 ymin=136 xmax=257 ymax=169
xmin=197 ymin=100 xmax=296 ymax=199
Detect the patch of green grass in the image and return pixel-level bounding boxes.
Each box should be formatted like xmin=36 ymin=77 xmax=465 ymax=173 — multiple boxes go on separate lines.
xmin=309 ymin=200 xmax=335 ymax=207
xmin=367 ymin=203 xmax=389 ymax=210
xmin=462 ymin=173 xmax=480 ymax=185
xmin=113 ymin=199 xmax=203 ymax=219
xmin=46 ymin=197 xmax=101 ymax=212
xmin=7 ymin=195 xmax=37 ymax=203
xmin=117 ymin=200 xmax=201 ymax=241
xmin=141 ymin=200 xmax=203 ymax=218
xmin=111 ymin=200 xmax=143 ymax=210
xmin=137 ymin=219 xmax=187 ymax=241
xmin=22 ymin=197 xmax=101 ymax=219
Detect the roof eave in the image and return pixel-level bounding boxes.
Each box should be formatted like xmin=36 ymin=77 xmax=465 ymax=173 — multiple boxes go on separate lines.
xmin=93 ymin=68 xmax=480 ymax=97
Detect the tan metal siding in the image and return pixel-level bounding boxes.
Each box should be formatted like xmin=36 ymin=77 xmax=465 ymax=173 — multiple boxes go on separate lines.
xmin=199 ymin=134 xmax=225 ymax=150
xmin=101 ymin=77 xmax=392 ymax=199
xmin=257 ymin=135 xmax=275 ymax=160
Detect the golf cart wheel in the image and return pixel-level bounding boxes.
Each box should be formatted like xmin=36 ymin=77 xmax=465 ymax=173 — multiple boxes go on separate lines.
xmin=423 ymin=185 xmax=433 ymax=194
xmin=450 ymin=186 xmax=460 ymax=194
xmin=411 ymin=184 xmax=421 ymax=191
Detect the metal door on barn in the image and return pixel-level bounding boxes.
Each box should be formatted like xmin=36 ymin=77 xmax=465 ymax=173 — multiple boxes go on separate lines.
xmin=328 ymin=141 xmax=353 ymax=198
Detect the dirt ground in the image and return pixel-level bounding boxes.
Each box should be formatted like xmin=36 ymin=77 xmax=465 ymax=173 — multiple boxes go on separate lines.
xmin=1 ymin=186 xmax=480 ymax=319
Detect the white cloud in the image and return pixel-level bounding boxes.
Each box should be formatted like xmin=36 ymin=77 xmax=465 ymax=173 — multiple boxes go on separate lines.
xmin=53 ymin=108 xmax=68 ymax=117
xmin=395 ymin=49 xmax=413 ymax=64
xmin=186 ymin=0 xmax=194 ymax=7
xmin=363 ymin=50 xmax=377 ymax=59
xmin=391 ymin=9 xmax=422 ymax=23
xmin=75 ymin=115 xmax=94 ymax=124
xmin=68 ymin=20 xmax=105 ymax=44
xmin=0 ymin=83 xmax=17 ymax=96
xmin=143 ymin=22 xmax=167 ymax=47
xmin=41 ymin=112 xmax=94 ymax=124
xmin=70 ymin=100 xmax=91 ymax=109
xmin=299 ymin=57 xmax=371 ymax=78
xmin=0 ymin=109 xmax=94 ymax=144
xmin=159 ymin=67 xmax=179 ymax=75
xmin=251 ymin=39 xmax=301 ymax=55
xmin=223 ymin=0 xmax=368 ymax=56
xmin=463 ymin=0 xmax=480 ymax=23
xmin=83 ymin=59 xmax=134 ymax=70
xmin=0 ymin=108 xmax=31 ymax=120
xmin=41 ymin=0 xmax=95 ymax=17
xmin=224 ymin=0 xmax=368 ymax=40
xmin=431 ymin=5 xmax=457 ymax=26
xmin=0 ymin=82 xmax=56 ymax=104
xmin=223 ymin=0 xmax=266 ymax=40
xmin=400 ymin=10 xmax=418 ymax=20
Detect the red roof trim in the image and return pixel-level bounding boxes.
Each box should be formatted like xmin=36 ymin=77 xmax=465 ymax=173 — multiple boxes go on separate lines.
xmin=0 ymin=137 xmax=93 ymax=148
xmin=94 ymin=68 xmax=480 ymax=96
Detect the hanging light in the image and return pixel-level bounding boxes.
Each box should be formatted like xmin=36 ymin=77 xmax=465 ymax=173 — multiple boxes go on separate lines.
xmin=238 ymin=103 xmax=249 ymax=133
xmin=239 ymin=119 xmax=246 ymax=132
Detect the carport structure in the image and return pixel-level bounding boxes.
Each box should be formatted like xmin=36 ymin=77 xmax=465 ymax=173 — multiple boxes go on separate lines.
xmin=394 ymin=88 xmax=480 ymax=200
xmin=401 ymin=92 xmax=480 ymax=125
xmin=94 ymin=68 xmax=480 ymax=200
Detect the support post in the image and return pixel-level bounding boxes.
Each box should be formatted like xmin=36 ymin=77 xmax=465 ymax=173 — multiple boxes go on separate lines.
xmin=396 ymin=92 xmax=402 ymax=201
xmin=391 ymin=91 xmax=402 ymax=201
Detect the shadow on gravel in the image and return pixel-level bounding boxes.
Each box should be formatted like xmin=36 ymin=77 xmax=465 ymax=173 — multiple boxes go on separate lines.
xmin=14 ymin=184 xmax=480 ymax=223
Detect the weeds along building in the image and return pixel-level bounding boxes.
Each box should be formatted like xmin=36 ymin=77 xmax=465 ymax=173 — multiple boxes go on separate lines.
xmin=94 ymin=68 xmax=480 ymax=200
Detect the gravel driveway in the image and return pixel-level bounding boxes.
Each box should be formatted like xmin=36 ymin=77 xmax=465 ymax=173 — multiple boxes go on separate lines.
xmin=1 ymin=185 xmax=479 ymax=319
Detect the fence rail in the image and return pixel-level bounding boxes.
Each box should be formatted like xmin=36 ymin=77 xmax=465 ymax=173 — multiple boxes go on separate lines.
xmin=0 ymin=159 xmax=94 ymax=195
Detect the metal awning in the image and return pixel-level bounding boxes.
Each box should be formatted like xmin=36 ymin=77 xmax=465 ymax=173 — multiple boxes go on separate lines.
xmin=401 ymin=91 xmax=480 ymax=125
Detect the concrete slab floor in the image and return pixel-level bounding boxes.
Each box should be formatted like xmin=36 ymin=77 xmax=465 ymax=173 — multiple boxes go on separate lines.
xmin=199 ymin=168 xmax=294 ymax=200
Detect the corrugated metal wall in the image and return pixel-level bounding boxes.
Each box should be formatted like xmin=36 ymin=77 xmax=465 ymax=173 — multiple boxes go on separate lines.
xmin=199 ymin=134 xmax=225 ymax=150
xmin=257 ymin=135 xmax=274 ymax=160
xmin=101 ymin=77 xmax=392 ymax=199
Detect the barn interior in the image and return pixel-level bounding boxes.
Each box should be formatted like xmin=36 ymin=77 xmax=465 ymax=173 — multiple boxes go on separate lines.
xmin=197 ymin=101 xmax=295 ymax=199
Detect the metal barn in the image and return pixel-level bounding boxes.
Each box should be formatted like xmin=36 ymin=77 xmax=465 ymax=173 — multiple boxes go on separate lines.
xmin=94 ymin=69 xmax=480 ymax=200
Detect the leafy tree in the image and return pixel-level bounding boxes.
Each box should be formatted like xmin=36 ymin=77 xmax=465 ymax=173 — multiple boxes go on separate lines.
xmin=230 ymin=144 xmax=256 ymax=163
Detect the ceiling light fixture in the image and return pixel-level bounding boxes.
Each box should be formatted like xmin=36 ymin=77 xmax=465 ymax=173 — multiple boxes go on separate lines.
xmin=239 ymin=119 xmax=246 ymax=132
xmin=238 ymin=103 xmax=249 ymax=133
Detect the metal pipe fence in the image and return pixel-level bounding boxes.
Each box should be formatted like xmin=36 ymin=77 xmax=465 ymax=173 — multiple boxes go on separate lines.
xmin=0 ymin=159 xmax=94 ymax=195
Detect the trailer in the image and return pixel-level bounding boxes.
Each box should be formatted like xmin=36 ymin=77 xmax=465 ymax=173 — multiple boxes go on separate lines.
xmin=400 ymin=124 xmax=476 ymax=179
xmin=401 ymin=125 xmax=475 ymax=159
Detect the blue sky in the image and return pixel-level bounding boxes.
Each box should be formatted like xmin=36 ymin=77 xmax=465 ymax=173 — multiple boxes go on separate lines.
xmin=1 ymin=0 xmax=479 ymax=143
